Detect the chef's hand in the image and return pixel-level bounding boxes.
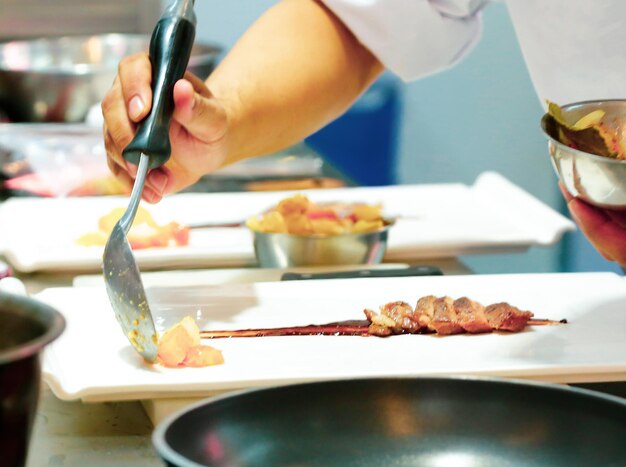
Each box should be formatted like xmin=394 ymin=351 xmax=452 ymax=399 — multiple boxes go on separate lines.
xmin=560 ymin=183 xmax=626 ymax=267
xmin=101 ymin=52 xmax=229 ymax=203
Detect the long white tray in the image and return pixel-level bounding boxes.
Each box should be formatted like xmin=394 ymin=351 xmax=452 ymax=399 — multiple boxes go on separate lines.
xmin=0 ymin=172 xmax=573 ymax=272
xmin=41 ymin=272 xmax=626 ymax=405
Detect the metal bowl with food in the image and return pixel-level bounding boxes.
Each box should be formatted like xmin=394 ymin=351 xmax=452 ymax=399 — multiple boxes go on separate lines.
xmin=250 ymin=223 xmax=394 ymax=268
xmin=245 ymin=194 xmax=394 ymax=267
xmin=541 ymin=99 xmax=626 ymax=209
xmin=0 ymin=33 xmax=222 ymax=122
xmin=153 ymin=376 xmax=626 ymax=467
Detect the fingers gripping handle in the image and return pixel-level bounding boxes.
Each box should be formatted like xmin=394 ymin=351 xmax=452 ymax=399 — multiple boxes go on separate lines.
xmin=123 ymin=0 xmax=196 ymax=169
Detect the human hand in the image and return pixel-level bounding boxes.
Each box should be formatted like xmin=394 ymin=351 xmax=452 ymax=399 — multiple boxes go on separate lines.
xmin=101 ymin=53 xmax=229 ymax=203
xmin=560 ymin=183 xmax=626 ymax=267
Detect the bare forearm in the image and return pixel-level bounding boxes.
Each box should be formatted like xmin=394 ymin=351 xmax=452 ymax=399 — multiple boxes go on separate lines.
xmin=206 ymin=0 xmax=383 ymax=165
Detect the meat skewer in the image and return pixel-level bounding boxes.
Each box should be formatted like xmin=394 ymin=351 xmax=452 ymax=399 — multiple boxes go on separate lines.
xmin=199 ymin=296 xmax=566 ymax=339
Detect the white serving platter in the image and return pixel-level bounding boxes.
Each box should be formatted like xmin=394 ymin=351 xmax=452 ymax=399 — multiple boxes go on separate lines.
xmin=41 ymin=271 xmax=626 ymax=407
xmin=0 ymin=172 xmax=573 ymax=272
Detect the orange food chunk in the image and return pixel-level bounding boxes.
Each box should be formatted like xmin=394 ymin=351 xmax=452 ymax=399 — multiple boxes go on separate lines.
xmin=157 ymin=316 xmax=224 ymax=368
xmin=157 ymin=316 xmax=201 ymax=367
xmin=183 ymin=345 xmax=224 ymax=367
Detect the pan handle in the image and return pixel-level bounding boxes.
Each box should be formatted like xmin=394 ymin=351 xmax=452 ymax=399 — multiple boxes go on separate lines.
xmin=280 ymin=266 xmax=443 ymax=281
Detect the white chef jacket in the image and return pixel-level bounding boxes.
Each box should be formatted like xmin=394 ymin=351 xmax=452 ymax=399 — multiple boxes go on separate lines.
xmin=321 ymin=0 xmax=626 ymax=107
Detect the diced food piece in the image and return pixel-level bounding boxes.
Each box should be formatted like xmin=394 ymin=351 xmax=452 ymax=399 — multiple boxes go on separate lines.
xmin=156 ymin=316 xmax=225 ymax=368
xmin=183 ymin=345 xmax=224 ymax=367
xmin=157 ymin=316 xmax=201 ymax=367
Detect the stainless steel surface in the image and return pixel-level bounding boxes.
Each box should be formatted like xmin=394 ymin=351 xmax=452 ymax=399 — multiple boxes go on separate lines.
xmin=0 ymin=1 xmax=160 ymax=39
xmin=541 ymin=99 xmax=626 ymax=209
xmin=153 ymin=376 xmax=626 ymax=467
xmin=251 ymin=222 xmax=394 ymax=268
xmin=102 ymin=153 xmax=158 ymax=362
xmin=0 ymin=33 xmax=221 ymax=122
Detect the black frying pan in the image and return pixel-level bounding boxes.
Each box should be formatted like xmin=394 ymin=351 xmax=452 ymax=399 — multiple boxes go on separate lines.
xmin=153 ymin=377 xmax=626 ymax=466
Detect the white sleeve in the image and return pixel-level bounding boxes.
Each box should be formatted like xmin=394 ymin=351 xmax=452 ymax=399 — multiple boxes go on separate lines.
xmin=321 ymin=0 xmax=487 ymax=81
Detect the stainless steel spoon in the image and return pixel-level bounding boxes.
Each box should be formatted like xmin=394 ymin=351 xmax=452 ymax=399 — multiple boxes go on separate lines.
xmin=102 ymin=0 xmax=196 ymax=362
xmin=103 ymin=153 xmax=159 ymax=361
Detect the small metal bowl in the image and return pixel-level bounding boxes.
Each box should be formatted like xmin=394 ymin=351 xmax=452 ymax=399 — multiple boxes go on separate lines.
xmin=541 ymin=99 xmax=626 ymax=209
xmin=0 ymin=33 xmax=222 ymax=122
xmin=250 ymin=220 xmax=395 ymax=268
xmin=0 ymin=292 xmax=65 ymax=465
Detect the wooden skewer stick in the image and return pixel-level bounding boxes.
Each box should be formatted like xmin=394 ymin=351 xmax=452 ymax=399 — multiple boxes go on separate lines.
xmin=199 ymin=318 xmax=566 ymax=339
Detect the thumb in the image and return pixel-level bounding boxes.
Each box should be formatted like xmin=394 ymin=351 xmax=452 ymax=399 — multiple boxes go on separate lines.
xmin=172 ymin=79 xmax=228 ymax=144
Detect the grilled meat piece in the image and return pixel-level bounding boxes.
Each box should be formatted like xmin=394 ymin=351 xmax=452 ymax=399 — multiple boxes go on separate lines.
xmin=364 ymin=301 xmax=420 ymax=336
xmin=484 ymin=302 xmax=534 ymax=332
xmin=414 ymin=295 xmax=437 ymax=331
xmin=430 ymin=296 xmax=465 ymax=335
xmin=454 ymin=297 xmax=492 ymax=334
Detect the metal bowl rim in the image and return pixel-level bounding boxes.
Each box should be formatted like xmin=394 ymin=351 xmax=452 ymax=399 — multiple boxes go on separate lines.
xmin=152 ymin=374 xmax=626 ymax=467
xmin=540 ymin=98 xmax=626 ymax=166
xmin=0 ymin=292 xmax=66 ymax=365
xmin=0 ymin=33 xmax=222 ymax=75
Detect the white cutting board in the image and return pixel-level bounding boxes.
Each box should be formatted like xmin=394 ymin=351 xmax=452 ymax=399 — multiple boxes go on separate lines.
xmin=41 ymin=272 xmax=626 ymax=413
xmin=0 ymin=172 xmax=574 ymax=272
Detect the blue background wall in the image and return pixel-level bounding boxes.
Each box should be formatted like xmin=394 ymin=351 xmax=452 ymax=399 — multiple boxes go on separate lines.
xmin=184 ymin=0 xmax=621 ymax=275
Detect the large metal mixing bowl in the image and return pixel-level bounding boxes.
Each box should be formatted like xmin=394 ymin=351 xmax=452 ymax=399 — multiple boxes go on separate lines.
xmin=0 ymin=34 xmax=222 ymax=123
xmin=541 ymin=99 xmax=626 ymax=209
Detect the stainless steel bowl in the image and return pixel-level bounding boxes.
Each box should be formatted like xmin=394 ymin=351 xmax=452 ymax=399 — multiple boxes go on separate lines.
xmin=0 ymin=34 xmax=222 ymax=123
xmin=541 ymin=99 xmax=626 ymax=209
xmin=0 ymin=292 xmax=65 ymax=465
xmin=250 ymin=221 xmax=394 ymax=268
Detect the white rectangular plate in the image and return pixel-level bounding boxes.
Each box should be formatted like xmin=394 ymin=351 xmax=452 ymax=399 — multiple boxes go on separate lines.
xmin=41 ymin=272 xmax=626 ymax=402
xmin=0 ymin=172 xmax=573 ymax=272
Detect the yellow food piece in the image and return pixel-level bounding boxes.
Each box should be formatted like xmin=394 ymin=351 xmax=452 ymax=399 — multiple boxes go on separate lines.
xmin=277 ymin=194 xmax=310 ymax=216
xmin=572 ymin=110 xmax=605 ymax=130
xmin=310 ymin=219 xmax=345 ymax=236
xmin=284 ymin=214 xmax=314 ymax=236
xmin=98 ymin=206 xmax=157 ymax=233
xmin=246 ymin=211 xmax=288 ymax=234
xmin=352 ymin=204 xmax=382 ymax=222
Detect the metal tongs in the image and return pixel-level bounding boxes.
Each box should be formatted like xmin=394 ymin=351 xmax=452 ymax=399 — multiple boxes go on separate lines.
xmin=103 ymin=0 xmax=196 ymax=362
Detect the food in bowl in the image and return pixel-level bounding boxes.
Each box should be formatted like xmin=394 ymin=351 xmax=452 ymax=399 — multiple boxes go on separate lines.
xmin=545 ymin=100 xmax=626 ymax=159
xmin=246 ymin=194 xmax=387 ymax=236
xmin=541 ymin=99 xmax=626 ymax=209
xmin=76 ymin=206 xmax=189 ymax=249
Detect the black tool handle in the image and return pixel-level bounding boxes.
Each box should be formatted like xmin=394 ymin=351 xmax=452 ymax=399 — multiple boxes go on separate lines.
xmin=123 ymin=8 xmax=196 ymax=169
xmin=281 ymin=266 xmax=443 ymax=281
